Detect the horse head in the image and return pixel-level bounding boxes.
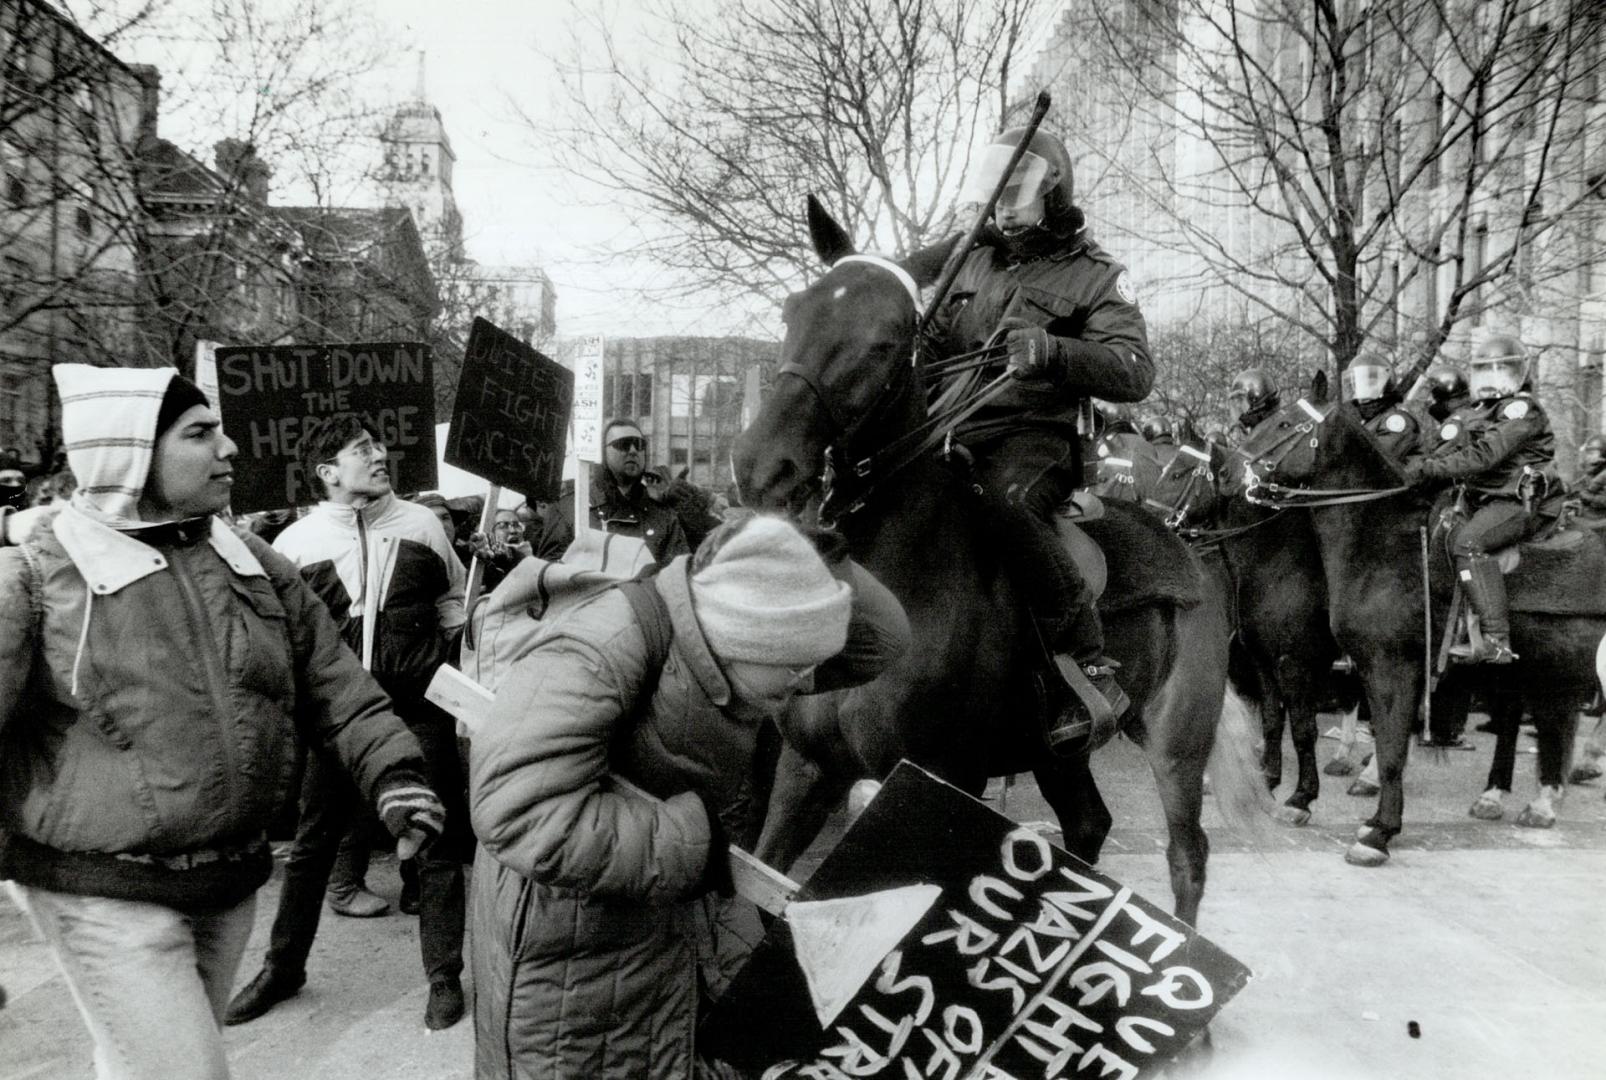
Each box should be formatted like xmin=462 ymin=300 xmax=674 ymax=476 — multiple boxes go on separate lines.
xmin=1236 ymin=370 xmax=1405 ymax=494
xmin=732 ymin=196 xmax=954 ymax=513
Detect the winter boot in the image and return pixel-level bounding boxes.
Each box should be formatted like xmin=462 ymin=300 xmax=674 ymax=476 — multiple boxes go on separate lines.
xmin=1451 ymin=554 xmax=1518 ymax=664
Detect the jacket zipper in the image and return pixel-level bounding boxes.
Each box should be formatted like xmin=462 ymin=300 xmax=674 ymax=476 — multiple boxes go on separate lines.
xmin=170 ymin=549 xmax=237 ymax=810
xmin=356 ymin=507 xmax=374 ymax=669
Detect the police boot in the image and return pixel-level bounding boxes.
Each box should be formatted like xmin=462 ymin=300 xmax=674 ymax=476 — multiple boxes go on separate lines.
xmin=1045 ymin=605 xmax=1130 ymax=756
xmin=1452 ymin=555 xmax=1519 ymax=664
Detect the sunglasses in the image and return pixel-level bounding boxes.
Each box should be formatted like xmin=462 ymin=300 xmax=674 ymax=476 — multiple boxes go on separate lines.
xmin=608 ymin=436 xmax=646 ymax=452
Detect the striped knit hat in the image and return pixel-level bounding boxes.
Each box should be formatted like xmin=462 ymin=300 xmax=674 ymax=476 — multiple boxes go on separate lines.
xmin=53 ymin=364 xmax=184 ymax=521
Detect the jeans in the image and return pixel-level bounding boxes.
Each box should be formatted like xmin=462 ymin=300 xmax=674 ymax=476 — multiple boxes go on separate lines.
xmin=261 ymin=697 xmax=467 ymax=982
xmin=7 ymin=882 xmax=255 ymax=1080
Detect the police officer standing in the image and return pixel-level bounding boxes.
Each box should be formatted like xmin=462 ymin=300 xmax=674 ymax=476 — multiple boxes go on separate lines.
xmin=1406 ymin=335 xmax=1562 ymax=663
xmin=933 ymin=125 xmax=1153 ymax=752
xmin=1343 ymin=355 xmax=1419 ymax=463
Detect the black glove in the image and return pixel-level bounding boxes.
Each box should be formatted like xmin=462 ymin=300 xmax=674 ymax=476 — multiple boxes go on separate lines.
xmin=1403 ymin=461 xmax=1436 ymax=490
xmin=800 ymin=524 xmax=850 ymax=568
xmin=1003 ymin=324 xmax=1064 ymax=382
xmin=376 ymin=768 xmax=447 ymax=855
xmin=694 ymin=791 xmax=734 ymax=898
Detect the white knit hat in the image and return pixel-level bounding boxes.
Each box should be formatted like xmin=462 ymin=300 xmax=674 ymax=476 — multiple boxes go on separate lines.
xmin=54 ymin=364 xmax=179 ymax=520
xmin=691 ymin=515 xmax=852 ymax=666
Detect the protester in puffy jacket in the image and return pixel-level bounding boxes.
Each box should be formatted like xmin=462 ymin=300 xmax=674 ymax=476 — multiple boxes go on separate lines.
xmin=468 ymin=514 xmax=909 ymax=1079
xmin=0 ymin=365 xmax=444 ymax=1080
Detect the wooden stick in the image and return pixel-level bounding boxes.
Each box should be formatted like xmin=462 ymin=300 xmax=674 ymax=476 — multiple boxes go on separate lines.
xmin=425 ymin=666 xmax=800 ymax=916
xmin=460 ymin=482 xmax=501 ymax=650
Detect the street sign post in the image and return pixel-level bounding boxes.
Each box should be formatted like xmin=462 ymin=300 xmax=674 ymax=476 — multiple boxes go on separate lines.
xmin=569 ymin=335 xmax=606 ymax=538
xmin=700 ymin=762 xmax=1252 ymax=1079
xmin=213 ymin=342 xmax=436 ymax=513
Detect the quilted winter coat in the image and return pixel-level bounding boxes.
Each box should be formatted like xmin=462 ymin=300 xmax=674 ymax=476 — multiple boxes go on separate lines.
xmin=468 ymin=554 xmax=907 ymax=1080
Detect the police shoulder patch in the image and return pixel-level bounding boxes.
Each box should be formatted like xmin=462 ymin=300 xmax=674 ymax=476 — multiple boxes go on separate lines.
xmin=1114 ymin=271 xmax=1137 ymax=305
xmin=1439 ymin=422 xmax=1459 ymax=441
xmin=1501 ymin=399 xmax=1530 ymax=420
xmin=1096 ymin=441 xmax=1110 ymax=457
xmin=1384 ymin=413 xmax=1407 ymax=434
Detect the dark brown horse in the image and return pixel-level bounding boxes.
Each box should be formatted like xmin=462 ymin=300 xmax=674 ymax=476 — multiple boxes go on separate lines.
xmin=1153 ymin=435 xmax=1345 ymax=825
xmin=731 ymin=199 xmax=1266 ymax=923
xmin=1238 ymin=387 xmax=1603 ymax=863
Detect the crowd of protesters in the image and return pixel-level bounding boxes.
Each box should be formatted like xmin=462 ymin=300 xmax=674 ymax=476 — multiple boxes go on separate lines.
xmin=0 ymin=359 xmax=900 ymax=1080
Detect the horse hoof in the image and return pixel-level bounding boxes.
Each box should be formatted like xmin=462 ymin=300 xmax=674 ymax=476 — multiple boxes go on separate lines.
xmin=1468 ymin=796 xmax=1503 ymax=821
xmin=1568 ymin=763 xmax=1602 ymax=784
xmin=1345 ymin=842 xmax=1389 ymax=867
xmin=1274 ymin=805 xmax=1312 ymax=827
xmin=1347 ymin=779 xmax=1379 ymax=798
xmin=1515 ymin=806 xmax=1556 ymax=829
xmin=1324 ymin=757 xmax=1358 ymax=777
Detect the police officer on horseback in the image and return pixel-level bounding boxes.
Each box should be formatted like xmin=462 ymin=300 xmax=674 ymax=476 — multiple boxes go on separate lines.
xmin=1228 ymin=369 xmax=1280 ymax=441
xmin=1343 ymin=355 xmax=1419 ymax=463
xmin=1423 ymin=364 xmax=1471 ymax=423
xmin=933 ymin=125 xmax=1153 ymax=753
xmin=1405 ymin=335 xmax=1562 ymax=663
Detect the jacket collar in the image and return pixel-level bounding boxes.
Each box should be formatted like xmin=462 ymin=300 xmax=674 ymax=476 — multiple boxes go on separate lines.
xmin=654 ymin=555 xmax=731 ymax=707
xmin=313 ymin=492 xmax=395 ymax=529
xmin=54 ymin=506 xmax=266 ymax=596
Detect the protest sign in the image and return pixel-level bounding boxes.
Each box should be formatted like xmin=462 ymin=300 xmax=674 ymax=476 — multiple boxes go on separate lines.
xmin=700 ymin=762 xmax=1251 ymax=1079
xmin=443 ymin=318 xmax=573 ymax=500
xmin=214 ymin=342 xmax=436 ymax=512
xmin=570 ymin=335 xmax=605 ymax=464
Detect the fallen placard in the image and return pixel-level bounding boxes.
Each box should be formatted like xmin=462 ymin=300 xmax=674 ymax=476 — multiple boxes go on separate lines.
xmin=700 ymin=761 xmax=1252 ymax=1079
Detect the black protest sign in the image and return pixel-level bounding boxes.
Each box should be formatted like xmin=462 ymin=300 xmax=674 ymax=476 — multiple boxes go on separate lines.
xmin=214 ymin=343 xmax=437 ymax=512
xmin=700 ymin=762 xmax=1251 ymax=1079
xmin=443 ymin=318 xmax=572 ymax=500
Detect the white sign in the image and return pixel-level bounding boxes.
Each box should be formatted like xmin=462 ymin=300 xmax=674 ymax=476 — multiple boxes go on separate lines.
xmin=194 ymin=340 xmax=221 ymax=412
xmin=571 ymin=335 xmax=606 ymax=464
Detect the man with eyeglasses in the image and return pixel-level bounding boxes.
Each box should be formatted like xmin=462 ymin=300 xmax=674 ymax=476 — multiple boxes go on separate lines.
xmin=228 ymin=415 xmax=472 ymax=1030
xmin=591 ymin=418 xmax=688 ymax=563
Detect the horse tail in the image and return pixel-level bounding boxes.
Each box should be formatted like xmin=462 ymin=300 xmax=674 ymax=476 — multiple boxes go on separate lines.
xmin=1210 ymin=685 xmax=1278 ymax=842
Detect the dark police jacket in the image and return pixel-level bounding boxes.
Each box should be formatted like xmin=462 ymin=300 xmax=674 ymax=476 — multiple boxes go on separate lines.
xmin=1419 ymin=393 xmax=1560 ymax=503
xmin=1356 ymin=396 xmax=1420 ymax=463
xmin=935 ymin=229 xmax=1153 ymax=444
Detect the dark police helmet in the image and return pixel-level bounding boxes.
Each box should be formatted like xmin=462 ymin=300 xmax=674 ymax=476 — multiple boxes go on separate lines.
xmin=1228 ymin=368 xmax=1279 ymax=420
xmin=1424 ymin=364 xmax=1469 ymax=404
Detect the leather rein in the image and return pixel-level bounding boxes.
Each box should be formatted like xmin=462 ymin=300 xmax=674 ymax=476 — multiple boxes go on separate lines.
xmin=779 ymin=254 xmax=1014 ymax=524
xmin=1240 ymin=399 xmax=1410 ymax=509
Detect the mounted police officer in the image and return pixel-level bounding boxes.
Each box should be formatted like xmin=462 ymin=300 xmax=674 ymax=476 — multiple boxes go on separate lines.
xmin=1343 ymin=355 xmax=1419 ymax=463
xmin=1405 ymin=335 xmax=1562 ymax=663
xmin=933 ymin=125 xmax=1153 ymax=753
xmin=1574 ymin=434 xmax=1606 ymax=524
xmin=1228 ymin=368 xmax=1280 ymax=441
xmin=1423 ymin=364 xmax=1470 ymax=423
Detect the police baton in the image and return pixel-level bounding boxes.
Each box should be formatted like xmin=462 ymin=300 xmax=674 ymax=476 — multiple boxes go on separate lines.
xmin=916 ymin=89 xmax=1053 ymax=340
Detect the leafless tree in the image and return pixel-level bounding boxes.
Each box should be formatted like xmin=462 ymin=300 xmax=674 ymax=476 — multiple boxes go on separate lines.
xmin=1069 ymin=0 xmax=1606 ymax=390
xmin=520 ymin=0 xmax=1046 ymax=317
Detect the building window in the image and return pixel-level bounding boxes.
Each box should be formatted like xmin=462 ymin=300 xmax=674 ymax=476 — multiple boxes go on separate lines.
xmin=75 ymin=204 xmax=92 ymax=237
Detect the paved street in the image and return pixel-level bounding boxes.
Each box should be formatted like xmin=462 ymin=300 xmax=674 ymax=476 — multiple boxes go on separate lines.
xmin=4 ymin=716 xmax=1604 ymax=1080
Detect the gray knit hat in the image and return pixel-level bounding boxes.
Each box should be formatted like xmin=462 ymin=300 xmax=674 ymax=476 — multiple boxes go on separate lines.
xmin=690 ymin=515 xmax=851 ymax=666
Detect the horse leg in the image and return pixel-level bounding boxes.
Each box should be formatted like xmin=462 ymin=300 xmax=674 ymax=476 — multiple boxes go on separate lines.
xmin=1348 ymin=739 xmax=1382 ymax=797
xmin=1255 ymin=656 xmax=1286 ymax=793
xmin=1472 ymin=692 xmax=1521 ymax=820
xmin=1517 ymin=701 xmax=1576 ymax=829
xmin=754 ymin=742 xmax=854 ymax=877
xmin=1278 ymin=659 xmax=1321 ymax=823
xmin=1033 ymin=754 xmax=1112 ymax=866
xmin=1347 ymin=662 xmax=1417 ymax=867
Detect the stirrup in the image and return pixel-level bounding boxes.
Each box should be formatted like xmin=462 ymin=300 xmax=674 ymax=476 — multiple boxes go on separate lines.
xmin=1046 ymin=657 xmax=1129 ymax=755
xmin=1449 ymin=637 xmax=1519 ymax=664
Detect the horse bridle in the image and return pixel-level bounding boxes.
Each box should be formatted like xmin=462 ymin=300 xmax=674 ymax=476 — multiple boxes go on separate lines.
xmin=776 ymin=254 xmax=922 ymax=482
xmin=1144 ymin=441 xmax=1218 ymax=530
xmin=1241 ymin=399 xmax=1410 ymax=508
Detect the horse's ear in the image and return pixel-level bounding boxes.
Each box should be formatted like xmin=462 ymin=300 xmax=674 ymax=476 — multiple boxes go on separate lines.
xmin=1310 ymin=369 xmax=1330 ymax=404
xmin=902 ymin=234 xmax=964 ymax=289
xmin=806 ymin=194 xmax=855 ymax=265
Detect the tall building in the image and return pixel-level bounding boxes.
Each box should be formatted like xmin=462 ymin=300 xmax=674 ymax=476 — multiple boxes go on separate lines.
xmin=379 ymin=54 xmax=463 ymax=260
xmin=1 ymin=0 xmax=145 ymax=454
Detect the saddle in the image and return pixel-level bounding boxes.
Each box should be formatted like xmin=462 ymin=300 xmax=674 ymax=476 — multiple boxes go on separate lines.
xmin=1432 ymin=499 xmax=1606 ymax=617
xmin=1059 ymin=493 xmax=1203 ymax=614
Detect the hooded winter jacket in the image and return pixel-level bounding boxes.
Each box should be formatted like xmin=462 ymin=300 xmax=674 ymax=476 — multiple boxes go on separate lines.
xmin=468 ymin=554 xmax=907 ymax=1079
xmin=0 ymin=507 xmax=423 ymax=912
